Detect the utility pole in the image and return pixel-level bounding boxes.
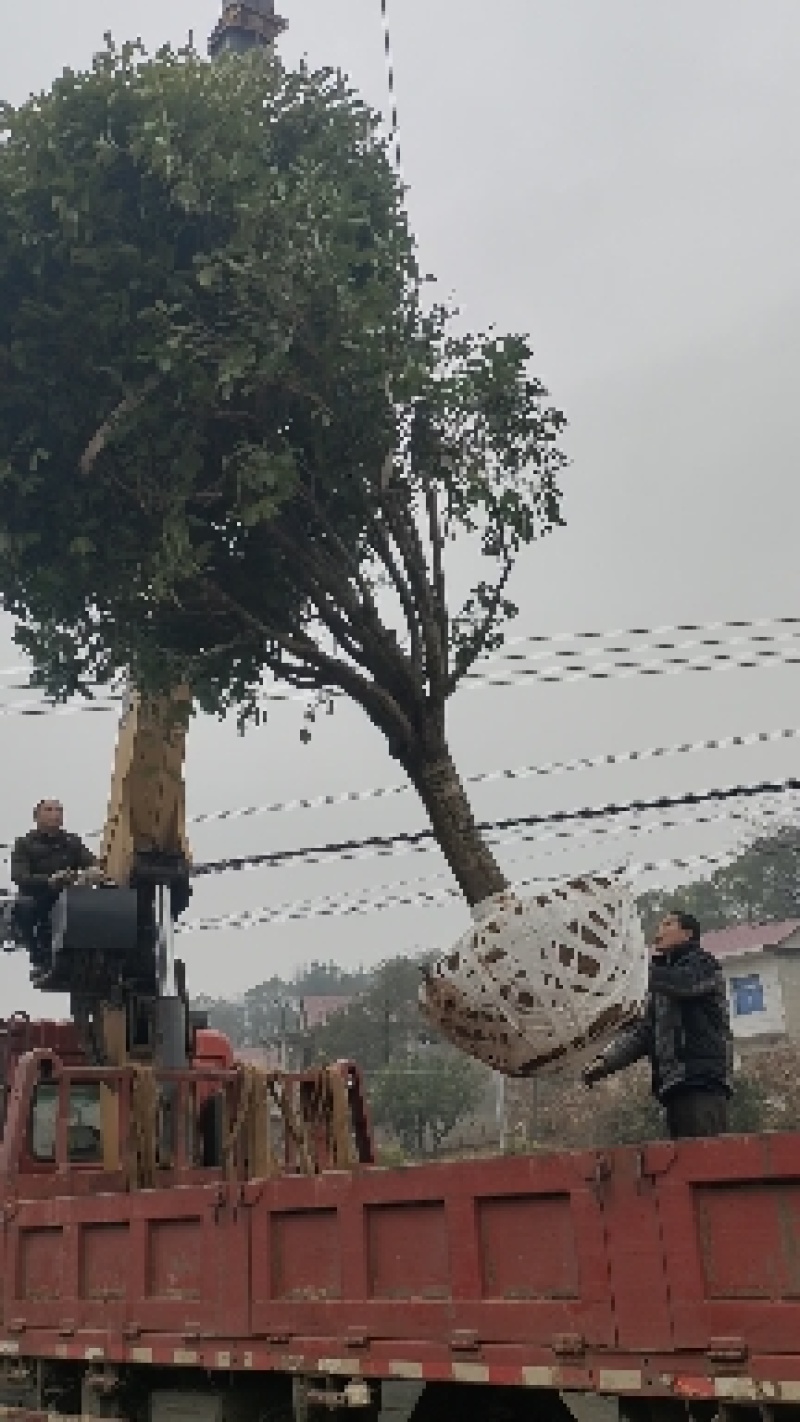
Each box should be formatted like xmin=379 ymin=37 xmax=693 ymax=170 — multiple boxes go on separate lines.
xmin=278 ymin=999 xmax=288 ymax=1071
xmin=495 ymin=1072 xmax=507 ymax=1153
xmin=383 ymin=1000 xmax=392 ymax=1066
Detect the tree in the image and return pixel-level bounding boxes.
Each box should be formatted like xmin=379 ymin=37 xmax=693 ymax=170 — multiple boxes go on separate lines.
xmin=596 ymin=1085 xmax=666 ymax=1146
xmin=638 ymin=826 xmax=800 ymax=936
xmin=370 ymin=1050 xmax=485 ymax=1155
xmin=194 ymin=993 xmax=246 ymax=1046
xmin=289 ymin=962 xmax=370 ymax=997
xmin=0 ymin=41 xmax=566 ymax=906
xmin=309 ymin=955 xmax=433 ymax=1071
xmin=728 ymin=1073 xmax=770 ymax=1135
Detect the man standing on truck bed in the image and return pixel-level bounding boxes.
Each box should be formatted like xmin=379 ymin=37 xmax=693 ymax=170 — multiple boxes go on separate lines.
xmin=582 ymin=910 xmax=733 ymax=1138
xmin=11 ymin=799 xmax=97 ymax=963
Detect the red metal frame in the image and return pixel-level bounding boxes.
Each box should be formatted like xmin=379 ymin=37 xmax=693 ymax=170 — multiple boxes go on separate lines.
xmin=2 ymin=1049 xmax=800 ymax=1404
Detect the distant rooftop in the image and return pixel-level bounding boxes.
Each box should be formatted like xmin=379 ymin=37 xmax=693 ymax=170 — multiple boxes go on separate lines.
xmin=702 ymin=920 xmax=800 ymax=959
xmin=301 ymin=995 xmax=352 ymax=1029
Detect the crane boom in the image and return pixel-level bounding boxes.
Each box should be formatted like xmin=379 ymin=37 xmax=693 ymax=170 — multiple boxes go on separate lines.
xmin=101 ymin=685 xmax=192 ymax=886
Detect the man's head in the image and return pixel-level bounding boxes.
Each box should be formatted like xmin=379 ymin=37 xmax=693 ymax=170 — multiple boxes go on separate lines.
xmin=34 ymin=799 xmax=64 ymax=834
xmin=652 ymin=909 xmax=701 ymax=953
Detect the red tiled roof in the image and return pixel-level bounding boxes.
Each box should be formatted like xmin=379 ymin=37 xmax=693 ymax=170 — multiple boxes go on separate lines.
xmin=702 ymin=920 xmax=800 ymax=959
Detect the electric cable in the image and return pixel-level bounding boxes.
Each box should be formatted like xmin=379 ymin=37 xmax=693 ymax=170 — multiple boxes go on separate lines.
xmin=0 ymin=618 xmax=795 ymax=717
xmin=178 ymin=848 xmax=747 ymax=935
xmin=487 ymin=613 xmax=800 ymax=655
xmin=478 ymin=625 xmax=800 ymax=670
xmin=379 ymin=0 xmax=402 ymax=172
xmin=178 ymin=794 xmax=796 ymax=931
xmin=188 ymin=776 xmax=800 ymax=878
xmin=181 ymin=726 xmax=800 ymax=830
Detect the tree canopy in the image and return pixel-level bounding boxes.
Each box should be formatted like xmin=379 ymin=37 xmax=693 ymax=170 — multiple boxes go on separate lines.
xmin=369 ymin=1051 xmax=485 ymax=1155
xmin=637 ymin=826 xmax=800 ymax=935
xmin=0 ymin=40 xmax=566 ymax=904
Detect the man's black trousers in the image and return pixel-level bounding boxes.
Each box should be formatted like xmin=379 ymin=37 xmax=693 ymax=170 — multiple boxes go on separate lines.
xmin=664 ymin=1088 xmax=729 ymax=1139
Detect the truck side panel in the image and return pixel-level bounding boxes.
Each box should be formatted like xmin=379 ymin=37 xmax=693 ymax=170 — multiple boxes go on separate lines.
xmin=248 ymin=1153 xmax=615 ymax=1349
xmin=652 ymin=1132 xmax=800 ymax=1354
xmin=2 ymin=1134 xmax=800 ymax=1402
xmin=4 ymin=1183 xmax=249 ymax=1343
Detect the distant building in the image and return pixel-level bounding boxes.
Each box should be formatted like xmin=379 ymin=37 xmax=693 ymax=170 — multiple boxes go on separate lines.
xmin=300 ymin=995 xmax=352 ymax=1030
xmin=703 ymin=920 xmax=800 ymax=1044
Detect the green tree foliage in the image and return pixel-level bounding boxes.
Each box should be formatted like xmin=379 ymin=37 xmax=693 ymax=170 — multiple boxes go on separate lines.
xmin=198 ymin=962 xmax=373 ymax=1048
xmin=242 ymin=962 xmax=372 ymax=1048
xmin=728 ymin=1074 xmax=771 ymax=1135
xmin=194 ymin=994 xmax=245 ymax=1046
xmin=0 ymin=40 xmax=566 ymax=905
xmin=290 ymin=962 xmax=370 ymax=998
xmin=638 ymin=826 xmax=800 ymax=937
xmin=370 ymin=1050 xmax=484 ymax=1155
xmin=308 ymin=955 xmax=433 ymax=1071
xmin=594 ymin=1073 xmax=773 ymax=1145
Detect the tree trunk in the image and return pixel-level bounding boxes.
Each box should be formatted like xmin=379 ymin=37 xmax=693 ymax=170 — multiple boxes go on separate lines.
xmin=408 ymin=746 xmax=509 ymax=907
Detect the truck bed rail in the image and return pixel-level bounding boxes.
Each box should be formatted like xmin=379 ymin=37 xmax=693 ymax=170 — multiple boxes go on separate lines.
xmin=1 ymin=1058 xmax=799 ymax=1408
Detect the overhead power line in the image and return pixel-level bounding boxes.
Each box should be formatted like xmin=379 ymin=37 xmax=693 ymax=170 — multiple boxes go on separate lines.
xmin=0 ymin=698 xmax=117 ymax=720
xmin=182 ymin=820 xmax=762 ymax=934
xmin=0 ymin=613 xmax=794 ymax=692
xmin=379 ymin=0 xmax=402 ymax=172
xmin=181 ymin=783 xmax=800 ymax=935
xmin=465 ymin=641 xmax=800 ymax=694
xmin=0 ymin=617 xmax=795 ymax=718
xmin=487 ymin=613 xmax=800 ymax=655
xmin=183 ymin=726 xmax=800 ymax=830
xmin=251 ymin=637 xmax=800 ymax=708
xmin=174 ymin=796 xmax=795 ymax=904
xmin=478 ymin=624 xmax=800 ymax=670
xmin=189 ymin=776 xmax=800 ymax=878
xmin=42 ymin=779 xmax=789 ymax=876
xmin=466 ymin=793 xmax=793 ymax=876
xmin=178 ymin=848 xmax=743 ymax=935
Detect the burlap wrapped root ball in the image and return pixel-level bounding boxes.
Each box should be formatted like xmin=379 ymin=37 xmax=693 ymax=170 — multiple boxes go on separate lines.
xmin=419 ymin=874 xmax=648 ymax=1078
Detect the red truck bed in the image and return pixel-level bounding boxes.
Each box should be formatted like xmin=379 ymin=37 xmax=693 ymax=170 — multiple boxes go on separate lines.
xmin=2 ymin=1051 xmax=800 ymax=1412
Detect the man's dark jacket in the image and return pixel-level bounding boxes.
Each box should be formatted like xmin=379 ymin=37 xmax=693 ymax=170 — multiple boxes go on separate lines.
xmin=594 ymin=941 xmax=733 ymax=1101
xmin=11 ymin=829 xmax=95 ymax=898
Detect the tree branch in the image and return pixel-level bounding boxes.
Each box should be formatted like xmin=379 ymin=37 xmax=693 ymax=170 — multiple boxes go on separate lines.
xmin=199 ymin=576 xmax=418 ymax=755
xmin=424 ymin=477 xmax=448 ymax=678
xmin=447 ymin=548 xmax=514 ymax=694
xmin=265 ymin=517 xmax=423 ymax=706
xmin=79 ymin=377 xmax=159 ymax=477
xmin=366 ymin=512 xmax=425 ymax=678
xmin=285 ymin=490 xmax=380 ymax=623
xmin=380 ymin=489 xmax=447 ymax=704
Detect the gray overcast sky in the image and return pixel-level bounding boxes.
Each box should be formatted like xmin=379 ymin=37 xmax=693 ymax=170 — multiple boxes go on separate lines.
xmin=1 ymin=1 xmax=799 ymax=1009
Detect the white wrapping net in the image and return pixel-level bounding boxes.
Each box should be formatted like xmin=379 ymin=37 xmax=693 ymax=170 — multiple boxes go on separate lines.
xmin=419 ymin=874 xmax=648 ymax=1078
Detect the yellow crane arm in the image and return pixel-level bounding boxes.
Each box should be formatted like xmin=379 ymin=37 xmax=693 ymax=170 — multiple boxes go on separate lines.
xmin=100 ymin=686 xmax=192 ymax=887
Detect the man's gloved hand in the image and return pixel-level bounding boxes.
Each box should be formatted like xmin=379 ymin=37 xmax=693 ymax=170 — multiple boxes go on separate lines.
xmin=49 ymin=869 xmax=74 ymax=888
xmin=582 ymin=1060 xmax=605 ymax=1089
xmin=77 ymin=865 xmax=108 ymax=886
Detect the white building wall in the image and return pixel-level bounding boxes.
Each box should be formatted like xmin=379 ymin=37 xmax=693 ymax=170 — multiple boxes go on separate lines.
xmin=719 ymin=952 xmax=785 ymax=1039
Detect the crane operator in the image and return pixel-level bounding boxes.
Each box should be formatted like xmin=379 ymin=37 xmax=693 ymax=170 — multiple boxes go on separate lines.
xmin=11 ymin=799 xmax=99 ymax=964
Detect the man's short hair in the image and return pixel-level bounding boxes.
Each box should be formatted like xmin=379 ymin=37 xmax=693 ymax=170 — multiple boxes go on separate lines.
xmin=672 ymin=909 xmax=701 ymax=942
xmin=33 ymin=798 xmax=61 ymax=815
